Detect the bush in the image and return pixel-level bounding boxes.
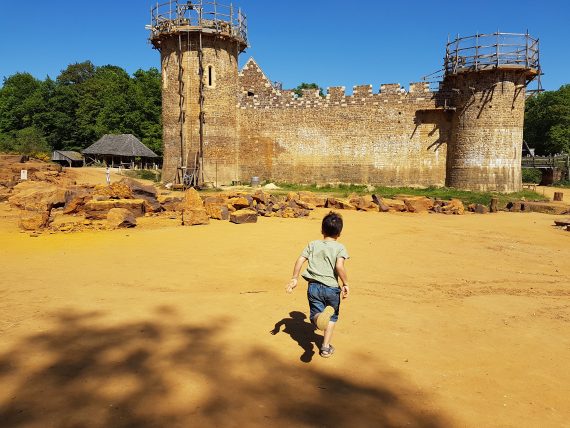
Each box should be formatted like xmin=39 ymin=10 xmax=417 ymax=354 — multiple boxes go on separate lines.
xmin=521 ymin=168 xmax=542 ymax=184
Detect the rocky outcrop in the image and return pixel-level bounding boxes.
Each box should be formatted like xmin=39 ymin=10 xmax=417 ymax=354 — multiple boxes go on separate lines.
xmin=9 ymin=181 xmax=67 ymax=212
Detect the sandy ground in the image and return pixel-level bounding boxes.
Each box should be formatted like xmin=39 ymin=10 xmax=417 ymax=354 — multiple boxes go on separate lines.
xmin=0 ymin=172 xmax=569 ymax=427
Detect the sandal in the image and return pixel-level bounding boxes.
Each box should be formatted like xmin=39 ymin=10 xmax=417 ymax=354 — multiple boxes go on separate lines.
xmin=320 ymin=344 xmax=335 ymax=358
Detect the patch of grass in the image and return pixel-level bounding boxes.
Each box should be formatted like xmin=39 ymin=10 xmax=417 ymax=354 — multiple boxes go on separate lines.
xmin=272 ymin=183 xmax=547 ymax=206
xmin=554 ymin=180 xmax=570 ymax=188
xmin=124 ymin=169 xmax=161 ymax=183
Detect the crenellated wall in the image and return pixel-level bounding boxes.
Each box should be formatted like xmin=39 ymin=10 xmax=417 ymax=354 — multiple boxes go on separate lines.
xmin=234 ymin=58 xmax=449 ymax=186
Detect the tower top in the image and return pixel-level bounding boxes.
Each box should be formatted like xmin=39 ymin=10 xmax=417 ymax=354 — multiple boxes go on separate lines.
xmin=149 ymin=1 xmax=248 ymax=51
xmin=444 ymin=32 xmax=540 ymax=78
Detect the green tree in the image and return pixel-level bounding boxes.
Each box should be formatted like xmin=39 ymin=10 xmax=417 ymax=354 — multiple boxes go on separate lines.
xmin=525 ymin=84 xmax=570 ymax=155
xmin=293 ymin=82 xmax=324 ymax=98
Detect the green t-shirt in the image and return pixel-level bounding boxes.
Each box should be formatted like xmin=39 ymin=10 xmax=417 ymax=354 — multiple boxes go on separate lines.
xmin=301 ymin=240 xmax=349 ymax=288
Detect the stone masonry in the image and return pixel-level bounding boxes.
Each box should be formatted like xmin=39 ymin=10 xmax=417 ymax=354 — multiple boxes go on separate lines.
xmin=151 ymin=4 xmax=537 ymax=193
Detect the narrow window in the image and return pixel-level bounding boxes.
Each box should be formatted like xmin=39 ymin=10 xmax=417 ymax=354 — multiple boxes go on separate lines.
xmin=208 ymin=66 xmax=213 ymax=87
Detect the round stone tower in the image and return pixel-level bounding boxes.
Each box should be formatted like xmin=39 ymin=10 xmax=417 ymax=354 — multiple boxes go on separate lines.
xmin=442 ymin=32 xmax=540 ymax=192
xmin=149 ymin=1 xmax=247 ymax=185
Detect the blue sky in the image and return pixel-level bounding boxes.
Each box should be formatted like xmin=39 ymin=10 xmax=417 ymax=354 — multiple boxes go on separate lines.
xmin=1 ymin=0 xmax=568 ymax=91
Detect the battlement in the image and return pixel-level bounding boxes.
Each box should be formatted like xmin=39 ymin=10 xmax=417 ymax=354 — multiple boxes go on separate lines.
xmin=238 ymin=58 xmax=436 ymax=110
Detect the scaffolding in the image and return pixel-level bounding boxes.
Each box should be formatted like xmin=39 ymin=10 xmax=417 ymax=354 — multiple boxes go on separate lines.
xmin=148 ymin=1 xmax=248 ymax=187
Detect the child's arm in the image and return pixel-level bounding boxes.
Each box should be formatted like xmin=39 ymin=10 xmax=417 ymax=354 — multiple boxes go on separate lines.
xmin=335 ymin=257 xmax=350 ymax=298
xmin=286 ymin=256 xmax=307 ymax=293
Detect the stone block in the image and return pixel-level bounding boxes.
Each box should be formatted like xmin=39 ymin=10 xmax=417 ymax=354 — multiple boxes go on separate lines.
xmin=230 ymin=208 xmax=258 ymax=224
xmin=182 ymin=208 xmax=210 ymax=225
xmin=107 ymin=208 xmax=137 ymax=229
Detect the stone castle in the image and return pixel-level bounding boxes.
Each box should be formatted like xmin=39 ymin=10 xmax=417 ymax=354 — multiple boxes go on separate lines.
xmin=149 ymin=2 xmax=540 ymax=193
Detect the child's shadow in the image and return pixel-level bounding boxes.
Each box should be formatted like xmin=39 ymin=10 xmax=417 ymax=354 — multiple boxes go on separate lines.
xmin=270 ymin=311 xmax=322 ymax=363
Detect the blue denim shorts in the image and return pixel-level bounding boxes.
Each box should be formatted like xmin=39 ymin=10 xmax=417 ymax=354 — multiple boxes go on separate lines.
xmin=307 ymin=282 xmax=341 ymax=323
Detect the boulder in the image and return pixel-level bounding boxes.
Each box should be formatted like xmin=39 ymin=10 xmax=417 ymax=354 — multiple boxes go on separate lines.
xmin=9 ymin=181 xmax=67 ymax=211
xmin=402 ymin=196 xmax=434 ymax=213
xmin=204 ymin=195 xmax=228 ymax=206
xmin=182 ymin=209 xmax=210 ymax=225
xmin=441 ymin=199 xmax=465 ymax=215
xmin=230 ymin=208 xmax=258 ymax=224
xmin=326 ymin=197 xmax=356 ymax=210
xmin=228 ymin=196 xmax=250 ymax=210
xmin=468 ymin=203 xmax=489 ymax=214
xmin=84 ymin=199 xmax=146 ymax=220
xmin=350 ymin=194 xmax=378 ymax=211
xmin=205 ymin=204 xmax=229 ymax=220
xmin=62 ymin=186 xmax=94 ymax=214
xmin=180 ymin=188 xmax=204 ymax=210
xmin=286 ymin=192 xmax=299 ymax=202
xmin=554 ymin=218 xmax=570 ymax=227
xmin=298 ymin=191 xmax=326 ymax=207
xmin=252 ymin=190 xmax=269 ymax=205
xmin=381 ymin=198 xmax=407 ymax=212
xmin=19 ymin=212 xmax=50 ymax=231
xmin=107 ymin=208 xmax=137 ymax=229
xmin=93 ymin=182 xmax=133 ymax=200
xmin=119 ymin=178 xmax=157 ymax=199
xmin=0 ymin=186 xmax=12 ymax=202
xmin=158 ymin=194 xmax=183 ymax=211
xmin=523 ymin=201 xmax=569 ymax=215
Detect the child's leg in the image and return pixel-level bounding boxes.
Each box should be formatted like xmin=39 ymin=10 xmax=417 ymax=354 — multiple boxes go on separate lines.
xmin=322 ymin=321 xmax=336 ymax=348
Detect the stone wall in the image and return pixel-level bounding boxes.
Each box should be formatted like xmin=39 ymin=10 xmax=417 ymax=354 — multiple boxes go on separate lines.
xmin=444 ymin=70 xmax=527 ymax=192
xmin=236 ymin=59 xmax=449 ymax=186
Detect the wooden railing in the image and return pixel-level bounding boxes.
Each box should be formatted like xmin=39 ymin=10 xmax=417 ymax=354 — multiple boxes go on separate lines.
xmin=149 ymin=0 xmax=247 ymax=45
xmin=522 ymin=154 xmax=569 ymax=169
xmin=445 ymin=32 xmax=540 ymax=75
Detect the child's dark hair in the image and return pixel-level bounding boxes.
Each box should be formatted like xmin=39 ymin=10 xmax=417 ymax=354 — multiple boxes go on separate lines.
xmin=322 ymin=211 xmax=343 ymax=237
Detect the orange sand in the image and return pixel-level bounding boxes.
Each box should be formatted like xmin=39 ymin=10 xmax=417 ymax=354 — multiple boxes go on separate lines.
xmin=0 ymin=182 xmax=569 ymax=426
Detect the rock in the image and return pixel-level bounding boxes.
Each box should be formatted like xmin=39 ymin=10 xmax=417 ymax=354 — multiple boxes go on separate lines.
xmin=204 ymin=195 xmax=227 ymax=205
xmin=252 ymin=190 xmax=269 ymax=205
xmin=468 ymin=203 xmax=489 ymax=214
xmin=158 ymin=194 xmax=183 ymax=211
xmin=553 ymin=218 xmax=570 ymax=227
xmin=107 ymin=208 xmax=137 ymax=229
xmin=9 ymin=181 xmax=67 ymax=211
xmin=298 ymin=191 xmax=326 ymax=207
xmin=19 ymin=212 xmax=50 ymax=231
xmin=402 ymin=196 xmax=434 ymax=213
xmin=228 ymin=196 xmax=250 ymax=209
xmin=93 ymin=182 xmax=133 ymax=200
xmin=84 ymin=199 xmax=146 ymax=220
xmin=294 ymin=199 xmax=316 ymax=210
xmin=62 ymin=186 xmax=94 ymax=214
xmin=286 ymin=192 xmax=299 ymax=202
xmin=506 ymin=201 xmax=524 ymax=212
xmin=381 ymin=198 xmax=407 ymax=212
xmin=523 ymin=201 xmax=569 ymax=215
xmin=180 ymin=188 xmax=204 ymax=210
xmin=441 ymin=199 xmax=465 ymax=215
xmin=0 ymin=186 xmax=12 ymax=202
xmin=205 ymin=204 xmax=229 ymax=220
xmin=230 ymin=208 xmax=258 ymax=224
xmin=326 ymin=197 xmax=356 ymax=210
xmin=182 ymin=209 xmax=210 ymax=225
xmin=119 ymin=178 xmax=157 ymax=199
xmin=350 ymin=194 xmax=378 ymax=211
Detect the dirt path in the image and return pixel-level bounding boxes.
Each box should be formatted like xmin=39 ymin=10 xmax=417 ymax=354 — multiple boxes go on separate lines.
xmin=0 ymin=205 xmax=569 ymax=427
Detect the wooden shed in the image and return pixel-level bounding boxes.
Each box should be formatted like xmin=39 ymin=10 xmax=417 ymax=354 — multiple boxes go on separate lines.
xmin=51 ymin=150 xmax=84 ymax=167
xmin=82 ymin=134 xmax=160 ymax=169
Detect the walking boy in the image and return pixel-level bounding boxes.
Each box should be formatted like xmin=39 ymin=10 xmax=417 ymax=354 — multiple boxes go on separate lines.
xmin=286 ymin=211 xmax=350 ymax=358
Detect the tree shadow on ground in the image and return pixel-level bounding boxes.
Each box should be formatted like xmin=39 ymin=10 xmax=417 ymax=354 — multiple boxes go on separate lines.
xmin=0 ymin=308 xmax=452 ymax=427
xmin=270 ymin=311 xmax=322 ymax=363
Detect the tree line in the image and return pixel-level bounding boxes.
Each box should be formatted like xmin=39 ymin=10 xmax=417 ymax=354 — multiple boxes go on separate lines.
xmin=0 ymin=61 xmax=568 ymax=158
xmin=524 ymin=84 xmax=570 ymax=156
xmin=0 ymin=61 xmax=162 ymax=157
